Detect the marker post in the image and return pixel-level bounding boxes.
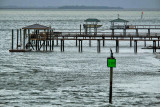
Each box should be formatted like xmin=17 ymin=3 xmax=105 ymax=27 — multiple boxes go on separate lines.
xmin=107 ymin=49 xmax=116 ymax=104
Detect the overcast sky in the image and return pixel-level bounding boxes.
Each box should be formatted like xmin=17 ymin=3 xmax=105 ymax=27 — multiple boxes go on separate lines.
xmin=0 ymin=0 xmax=160 ymax=8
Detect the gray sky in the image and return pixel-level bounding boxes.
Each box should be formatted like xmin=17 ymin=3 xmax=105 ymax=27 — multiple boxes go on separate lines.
xmin=0 ymin=0 xmax=160 ymax=8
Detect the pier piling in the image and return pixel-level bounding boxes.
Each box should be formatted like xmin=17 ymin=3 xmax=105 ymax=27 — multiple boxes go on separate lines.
xmin=158 ymin=38 xmax=160 ymax=47
xmin=148 ymin=29 xmax=150 ymax=36
xmin=79 ymin=40 xmax=82 ymax=52
xmin=136 ymin=29 xmax=139 ymax=36
xmin=134 ymin=40 xmax=137 ymax=53
xmin=103 ymin=36 xmax=105 ymax=47
xmin=130 ymin=37 xmax=132 ymax=47
xmin=11 ymin=29 xmax=14 ymax=50
xmin=17 ymin=29 xmax=19 ymax=50
xmin=50 ymin=30 xmax=52 ymax=51
xmin=97 ymin=40 xmax=101 ymax=53
xmin=89 ymin=37 xmax=91 ymax=47
xmin=153 ymin=40 xmax=156 ymax=53
xmin=116 ymin=40 xmax=119 ymax=53
xmin=23 ymin=29 xmax=26 ymax=50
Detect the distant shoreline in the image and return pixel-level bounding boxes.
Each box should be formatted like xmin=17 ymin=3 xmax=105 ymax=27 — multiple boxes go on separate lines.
xmin=0 ymin=6 xmax=160 ymax=11
xmin=0 ymin=5 xmax=122 ymax=9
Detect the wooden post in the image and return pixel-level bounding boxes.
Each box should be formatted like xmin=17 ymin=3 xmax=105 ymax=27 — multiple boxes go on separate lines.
xmin=112 ymin=29 xmax=114 ymax=36
xmin=17 ymin=29 xmax=19 ymax=50
xmin=81 ymin=40 xmax=82 ymax=52
xmin=79 ymin=40 xmax=82 ymax=52
xmin=134 ymin=40 xmax=137 ymax=53
xmin=20 ymin=29 xmax=22 ymax=47
xmin=153 ymin=40 xmax=156 ymax=53
xmin=36 ymin=40 xmax=37 ymax=50
xmin=130 ymin=37 xmax=132 ymax=47
xmin=116 ymin=40 xmax=119 ymax=53
xmin=123 ymin=29 xmax=126 ymax=36
xmin=109 ymin=67 xmax=113 ymax=104
xmin=38 ymin=30 xmax=40 ymax=51
xmin=89 ymin=37 xmax=91 ymax=47
xmin=148 ymin=29 xmax=150 ymax=36
xmin=79 ymin=40 xmax=80 ymax=52
xmin=52 ymin=39 xmax=54 ymax=51
xmin=144 ymin=37 xmax=146 ymax=47
xmin=56 ymin=37 xmax=58 ymax=46
xmin=23 ymin=29 xmax=26 ymax=50
xmin=80 ymin=24 xmax=81 ymax=35
xmin=46 ymin=40 xmax=47 ymax=51
xmin=97 ymin=40 xmax=101 ymax=53
xmin=63 ymin=40 xmax=64 ymax=52
xmin=11 ymin=29 xmax=14 ymax=50
xmin=43 ymin=40 xmax=45 ymax=51
xmin=61 ymin=39 xmax=62 ymax=52
xmin=76 ymin=36 xmax=78 ymax=46
xmin=103 ymin=36 xmax=105 ymax=47
xmin=28 ymin=29 xmax=30 ymax=49
xmin=136 ymin=29 xmax=139 ymax=36
xmin=50 ymin=30 xmax=52 ymax=51
xmin=158 ymin=37 xmax=160 ymax=47
xmin=28 ymin=29 xmax=30 ymax=43
xmin=60 ymin=39 xmax=64 ymax=52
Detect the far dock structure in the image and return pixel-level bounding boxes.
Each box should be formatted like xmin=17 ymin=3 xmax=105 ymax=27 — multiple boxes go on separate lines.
xmin=9 ymin=24 xmax=57 ymax=52
xmin=9 ymin=21 xmax=160 ymax=53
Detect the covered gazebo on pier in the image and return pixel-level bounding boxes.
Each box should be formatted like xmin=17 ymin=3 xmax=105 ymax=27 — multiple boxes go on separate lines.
xmin=110 ymin=17 xmax=129 ymax=36
xmin=22 ymin=24 xmax=53 ymax=51
xmin=9 ymin=24 xmax=55 ymax=52
xmin=83 ymin=18 xmax=102 ymax=35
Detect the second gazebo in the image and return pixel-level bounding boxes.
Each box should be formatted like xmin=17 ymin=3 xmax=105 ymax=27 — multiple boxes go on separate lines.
xmin=110 ymin=17 xmax=129 ymax=36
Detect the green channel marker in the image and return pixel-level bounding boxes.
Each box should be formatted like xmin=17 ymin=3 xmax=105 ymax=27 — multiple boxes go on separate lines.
xmin=107 ymin=58 xmax=116 ymax=67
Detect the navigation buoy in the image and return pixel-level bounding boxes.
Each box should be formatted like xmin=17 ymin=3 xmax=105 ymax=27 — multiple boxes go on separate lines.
xmin=141 ymin=10 xmax=143 ymax=19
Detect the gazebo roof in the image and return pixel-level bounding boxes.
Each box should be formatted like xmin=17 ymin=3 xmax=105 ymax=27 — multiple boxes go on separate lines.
xmin=84 ymin=18 xmax=100 ymax=22
xmin=110 ymin=18 xmax=129 ymax=23
xmin=22 ymin=24 xmax=50 ymax=29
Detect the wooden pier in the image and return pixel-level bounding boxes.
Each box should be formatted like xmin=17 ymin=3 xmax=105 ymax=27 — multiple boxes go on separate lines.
xmin=9 ymin=19 xmax=160 ymax=53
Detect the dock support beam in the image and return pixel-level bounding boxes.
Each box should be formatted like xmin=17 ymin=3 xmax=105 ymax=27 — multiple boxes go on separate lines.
xmin=20 ymin=29 xmax=22 ymax=47
xmin=17 ymin=29 xmax=19 ymax=50
xmin=80 ymin=24 xmax=81 ymax=35
xmin=43 ymin=40 xmax=45 ymax=51
xmin=116 ymin=40 xmax=119 ymax=53
xmin=56 ymin=37 xmax=58 ymax=46
xmin=148 ymin=29 xmax=150 ymax=36
xmin=50 ymin=30 xmax=52 ymax=51
xmin=76 ymin=36 xmax=77 ymax=46
xmin=136 ymin=29 xmax=139 ymax=36
xmin=134 ymin=40 xmax=137 ymax=53
xmin=61 ymin=40 xmax=64 ymax=52
xmin=153 ymin=40 xmax=156 ymax=53
xmin=97 ymin=40 xmax=101 ymax=53
xmin=23 ymin=29 xmax=26 ymax=50
xmin=46 ymin=40 xmax=48 ymax=51
xmin=144 ymin=37 xmax=146 ymax=47
xmin=103 ymin=36 xmax=105 ymax=47
xmin=89 ymin=37 xmax=91 ymax=47
xmin=11 ymin=29 xmax=14 ymax=50
xmin=123 ymin=29 xmax=126 ymax=36
xmin=158 ymin=37 xmax=160 ymax=47
xmin=112 ymin=29 xmax=114 ymax=36
xmin=130 ymin=37 xmax=132 ymax=47
xmin=79 ymin=40 xmax=82 ymax=52
xmin=52 ymin=39 xmax=54 ymax=51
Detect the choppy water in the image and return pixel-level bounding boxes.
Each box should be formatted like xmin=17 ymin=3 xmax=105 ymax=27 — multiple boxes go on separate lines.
xmin=0 ymin=9 xmax=160 ymax=107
